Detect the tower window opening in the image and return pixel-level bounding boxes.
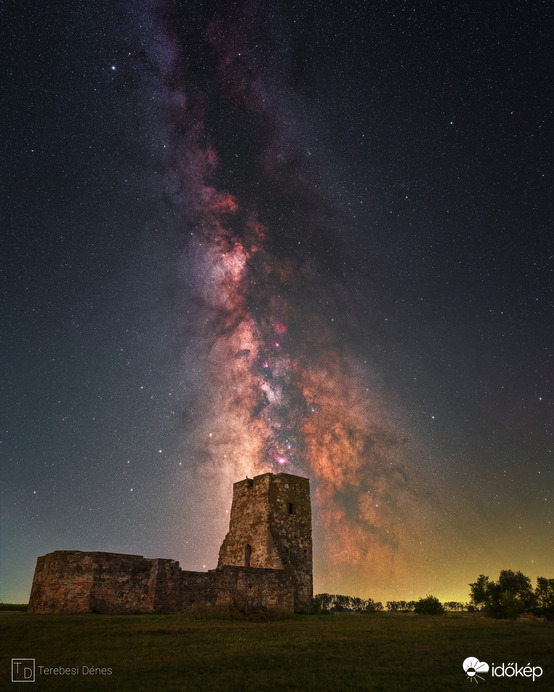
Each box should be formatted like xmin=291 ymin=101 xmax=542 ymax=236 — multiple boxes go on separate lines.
xmin=288 ymin=503 xmax=294 ymax=514
xmin=245 ymin=544 xmax=252 ymax=567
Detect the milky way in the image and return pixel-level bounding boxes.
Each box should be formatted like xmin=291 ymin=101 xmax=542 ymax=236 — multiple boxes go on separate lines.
xmin=151 ymin=1 xmax=443 ymax=593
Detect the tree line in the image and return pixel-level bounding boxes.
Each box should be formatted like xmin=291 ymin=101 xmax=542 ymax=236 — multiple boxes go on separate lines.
xmin=313 ymin=593 xmax=460 ymax=614
xmin=314 ymin=569 xmax=554 ymax=620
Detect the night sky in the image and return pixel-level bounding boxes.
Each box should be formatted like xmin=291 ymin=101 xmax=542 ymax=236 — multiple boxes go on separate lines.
xmin=1 ymin=0 xmax=552 ymax=605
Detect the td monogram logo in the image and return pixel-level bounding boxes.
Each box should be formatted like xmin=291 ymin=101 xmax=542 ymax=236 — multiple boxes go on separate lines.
xmin=11 ymin=659 xmax=36 ymax=683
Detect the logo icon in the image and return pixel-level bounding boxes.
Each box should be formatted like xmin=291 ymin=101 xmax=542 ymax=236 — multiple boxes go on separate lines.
xmin=463 ymin=657 xmax=490 ymax=683
xmin=11 ymin=659 xmax=36 ymax=683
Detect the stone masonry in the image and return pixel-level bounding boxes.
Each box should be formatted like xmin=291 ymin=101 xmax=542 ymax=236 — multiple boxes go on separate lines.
xmin=28 ymin=472 xmax=312 ymax=614
xmin=218 ymin=473 xmax=312 ymax=612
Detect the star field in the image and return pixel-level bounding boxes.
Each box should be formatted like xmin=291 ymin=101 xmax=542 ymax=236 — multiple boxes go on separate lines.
xmin=1 ymin=0 xmax=552 ymax=604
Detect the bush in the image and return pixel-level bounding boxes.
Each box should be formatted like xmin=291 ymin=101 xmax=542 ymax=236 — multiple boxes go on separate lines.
xmin=414 ymin=596 xmax=445 ymax=615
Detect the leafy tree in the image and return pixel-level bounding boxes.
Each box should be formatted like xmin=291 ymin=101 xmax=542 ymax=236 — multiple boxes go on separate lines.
xmin=469 ymin=574 xmax=492 ymax=608
xmin=533 ymin=577 xmax=554 ymax=620
xmin=333 ymin=594 xmax=350 ymax=612
xmin=498 ymin=570 xmax=534 ymax=608
xmin=365 ymin=598 xmax=383 ymax=613
xmin=413 ymin=595 xmax=445 ymax=615
xmin=313 ymin=593 xmax=333 ymax=612
xmin=351 ymin=596 xmax=364 ymax=612
xmin=469 ymin=570 xmax=536 ymax=619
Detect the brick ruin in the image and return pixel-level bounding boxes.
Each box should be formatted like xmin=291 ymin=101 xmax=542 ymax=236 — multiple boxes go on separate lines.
xmin=28 ymin=472 xmax=313 ymax=614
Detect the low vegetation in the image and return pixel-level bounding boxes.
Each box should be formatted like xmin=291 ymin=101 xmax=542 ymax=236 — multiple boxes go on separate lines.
xmin=1 ymin=610 xmax=552 ymax=691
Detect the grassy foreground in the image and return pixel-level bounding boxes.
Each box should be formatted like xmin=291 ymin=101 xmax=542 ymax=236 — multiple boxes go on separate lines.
xmin=1 ymin=611 xmax=552 ymax=691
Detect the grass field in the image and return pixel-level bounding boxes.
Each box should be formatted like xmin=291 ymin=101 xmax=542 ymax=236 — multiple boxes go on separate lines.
xmin=1 ymin=611 xmax=552 ymax=691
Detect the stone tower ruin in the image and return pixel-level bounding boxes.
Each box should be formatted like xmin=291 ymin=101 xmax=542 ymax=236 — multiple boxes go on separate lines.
xmin=218 ymin=473 xmax=313 ymax=612
xmin=28 ymin=472 xmax=313 ymax=614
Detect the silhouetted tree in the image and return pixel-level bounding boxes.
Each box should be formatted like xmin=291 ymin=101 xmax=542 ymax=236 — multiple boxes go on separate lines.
xmin=414 ymin=595 xmax=445 ymax=614
xmin=312 ymin=596 xmax=322 ymax=614
xmin=333 ymin=594 xmax=350 ymax=612
xmin=469 ymin=574 xmax=491 ymax=608
xmin=350 ymin=596 xmax=364 ymax=612
xmin=365 ymin=598 xmax=383 ymax=613
xmin=314 ymin=593 xmax=383 ymax=613
xmin=469 ymin=570 xmax=535 ymax=619
xmin=498 ymin=570 xmax=534 ymax=607
xmin=315 ymin=593 xmax=333 ymax=612
xmin=533 ymin=577 xmax=554 ymax=620
xmin=444 ymin=601 xmax=465 ymax=612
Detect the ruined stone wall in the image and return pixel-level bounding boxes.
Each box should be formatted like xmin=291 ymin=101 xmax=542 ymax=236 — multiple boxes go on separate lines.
xmin=214 ymin=566 xmax=295 ymax=612
xmin=28 ymin=551 xmax=157 ymax=614
xmin=218 ymin=475 xmax=284 ymax=570
xmin=28 ymin=551 xmax=96 ymax=613
xmin=28 ymin=552 xmax=296 ymax=614
xmin=218 ymin=473 xmax=313 ymax=612
xmin=89 ymin=552 xmax=157 ymax=613
xmin=268 ymin=474 xmax=313 ymax=613
xmin=147 ymin=559 xmax=182 ymax=612
xmin=28 ymin=552 xmax=221 ymax=614
xmin=177 ymin=570 xmax=217 ymax=611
